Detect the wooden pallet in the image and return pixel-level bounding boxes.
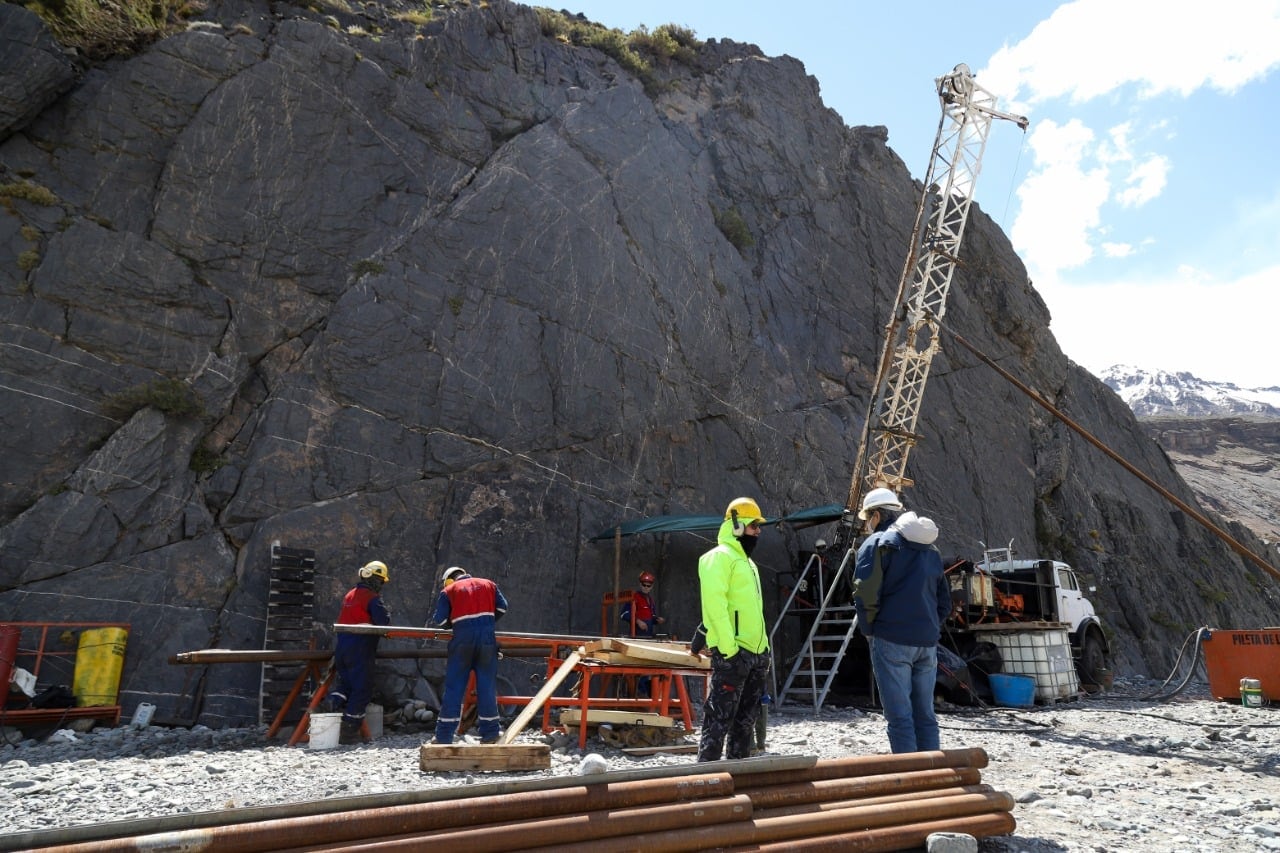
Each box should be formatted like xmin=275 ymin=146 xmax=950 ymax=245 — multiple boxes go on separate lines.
xmin=260 ymin=544 xmax=317 ymax=725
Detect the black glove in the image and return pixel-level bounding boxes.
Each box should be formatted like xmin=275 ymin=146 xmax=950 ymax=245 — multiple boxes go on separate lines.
xmin=689 ymin=623 xmax=707 ymax=655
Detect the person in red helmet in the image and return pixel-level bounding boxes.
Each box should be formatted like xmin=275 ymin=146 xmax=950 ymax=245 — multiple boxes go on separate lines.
xmin=620 ymin=571 xmax=665 ymax=638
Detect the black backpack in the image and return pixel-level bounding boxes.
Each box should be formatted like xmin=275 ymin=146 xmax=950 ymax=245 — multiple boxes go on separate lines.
xmin=30 ymin=684 xmax=75 ymax=709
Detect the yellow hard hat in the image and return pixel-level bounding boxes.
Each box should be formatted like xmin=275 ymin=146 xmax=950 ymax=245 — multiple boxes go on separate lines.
xmin=725 ymin=497 xmax=765 ymax=533
xmin=359 ymin=560 xmax=389 ymax=583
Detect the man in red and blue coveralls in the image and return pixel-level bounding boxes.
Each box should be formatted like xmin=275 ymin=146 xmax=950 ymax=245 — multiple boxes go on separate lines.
xmin=431 ymin=566 xmax=509 ymax=744
xmin=331 ymin=560 xmax=392 ymax=744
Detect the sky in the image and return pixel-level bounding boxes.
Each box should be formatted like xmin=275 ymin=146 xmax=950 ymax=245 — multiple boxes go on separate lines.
xmin=559 ymin=1 xmax=1280 ymax=389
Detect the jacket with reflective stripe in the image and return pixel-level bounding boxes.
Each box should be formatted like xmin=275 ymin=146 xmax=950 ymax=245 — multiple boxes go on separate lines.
xmin=434 ymin=576 xmax=508 ymax=633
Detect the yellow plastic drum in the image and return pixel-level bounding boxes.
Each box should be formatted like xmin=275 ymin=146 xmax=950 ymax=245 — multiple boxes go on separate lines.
xmin=72 ymin=627 xmax=129 ymax=707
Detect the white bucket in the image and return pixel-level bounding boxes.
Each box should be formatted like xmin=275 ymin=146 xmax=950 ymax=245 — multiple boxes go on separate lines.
xmin=308 ymin=713 xmax=343 ymax=750
xmin=364 ymin=704 xmax=383 ymax=739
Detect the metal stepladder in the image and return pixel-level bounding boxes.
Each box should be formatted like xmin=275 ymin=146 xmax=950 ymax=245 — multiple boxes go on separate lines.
xmin=770 ymin=544 xmax=861 ymax=711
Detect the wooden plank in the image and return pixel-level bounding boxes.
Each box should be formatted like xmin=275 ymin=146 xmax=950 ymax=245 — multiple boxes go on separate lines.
xmin=622 ymin=743 xmax=699 ymax=756
xmin=559 ymin=708 xmax=676 ymax=728
xmin=419 ymin=743 xmax=551 ymax=772
xmin=498 ymin=649 xmax=583 ymax=745
xmin=581 ymin=650 xmax=670 ymax=666
xmin=601 ymin=638 xmax=709 ymax=669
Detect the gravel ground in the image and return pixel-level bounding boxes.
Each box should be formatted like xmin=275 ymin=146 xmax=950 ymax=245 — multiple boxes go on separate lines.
xmin=2 ymin=677 xmax=1277 ymax=851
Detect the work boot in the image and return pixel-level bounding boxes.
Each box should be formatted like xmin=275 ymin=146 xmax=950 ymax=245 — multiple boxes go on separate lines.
xmin=339 ymin=720 xmax=365 ymax=745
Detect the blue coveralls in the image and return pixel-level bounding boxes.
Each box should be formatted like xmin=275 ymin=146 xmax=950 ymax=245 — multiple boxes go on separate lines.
xmin=433 ymin=575 xmax=509 ymax=744
xmin=331 ymin=582 xmax=391 ymax=727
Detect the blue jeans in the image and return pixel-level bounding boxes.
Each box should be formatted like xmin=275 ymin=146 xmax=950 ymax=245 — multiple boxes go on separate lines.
xmin=869 ymin=637 xmax=939 ymax=754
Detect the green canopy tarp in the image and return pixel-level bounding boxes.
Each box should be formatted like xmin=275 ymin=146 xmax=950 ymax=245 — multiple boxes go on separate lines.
xmin=589 ymin=503 xmax=844 ymax=541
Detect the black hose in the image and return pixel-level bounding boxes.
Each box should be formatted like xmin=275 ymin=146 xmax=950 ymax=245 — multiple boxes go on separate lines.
xmin=1140 ymin=627 xmax=1208 ymax=702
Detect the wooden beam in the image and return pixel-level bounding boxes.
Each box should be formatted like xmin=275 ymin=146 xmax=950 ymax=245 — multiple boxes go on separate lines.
xmin=419 ymin=743 xmax=551 ymax=772
xmin=559 ymin=709 xmax=677 ymax=728
xmin=598 ymin=638 xmax=709 ymax=668
xmin=498 ymin=649 xmax=583 ymax=745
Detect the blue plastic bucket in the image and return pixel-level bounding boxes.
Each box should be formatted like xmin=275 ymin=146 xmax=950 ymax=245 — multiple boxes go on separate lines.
xmin=989 ymin=673 xmax=1036 ymax=708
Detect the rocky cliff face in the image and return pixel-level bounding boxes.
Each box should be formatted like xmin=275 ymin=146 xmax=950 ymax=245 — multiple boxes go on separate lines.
xmin=1141 ymin=418 xmax=1280 ymax=546
xmin=2 ymin=1 xmax=1277 ymax=726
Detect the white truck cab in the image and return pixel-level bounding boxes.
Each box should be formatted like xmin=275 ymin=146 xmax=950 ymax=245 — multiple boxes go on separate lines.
xmin=968 ymin=547 xmax=1110 ymax=690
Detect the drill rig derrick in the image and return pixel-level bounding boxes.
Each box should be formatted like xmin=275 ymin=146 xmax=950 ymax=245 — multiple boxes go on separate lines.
xmin=836 ymin=64 xmax=1027 ymax=549
xmin=775 ymin=66 xmax=1026 ymax=712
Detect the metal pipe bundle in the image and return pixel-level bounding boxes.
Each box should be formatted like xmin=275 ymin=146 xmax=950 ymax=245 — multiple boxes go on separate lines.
xmin=28 ymin=749 xmax=1015 ymax=853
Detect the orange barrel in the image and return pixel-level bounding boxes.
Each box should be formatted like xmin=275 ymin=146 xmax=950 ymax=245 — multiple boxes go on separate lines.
xmin=72 ymin=627 xmax=129 ymax=706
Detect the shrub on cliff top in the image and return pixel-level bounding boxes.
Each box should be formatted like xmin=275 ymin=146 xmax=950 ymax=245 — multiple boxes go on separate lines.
xmin=20 ymin=0 xmax=189 ymax=59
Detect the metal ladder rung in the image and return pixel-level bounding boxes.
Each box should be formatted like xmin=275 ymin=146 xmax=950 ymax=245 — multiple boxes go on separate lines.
xmin=773 ymin=546 xmax=862 ymax=712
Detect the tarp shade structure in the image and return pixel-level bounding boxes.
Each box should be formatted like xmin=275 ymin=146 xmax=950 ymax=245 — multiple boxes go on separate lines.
xmin=589 ymin=504 xmax=844 ymax=541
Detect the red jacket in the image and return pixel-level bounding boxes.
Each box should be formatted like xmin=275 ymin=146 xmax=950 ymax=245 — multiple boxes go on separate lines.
xmin=338 ymin=583 xmax=390 ymax=626
xmin=434 ymin=576 xmax=509 ymax=632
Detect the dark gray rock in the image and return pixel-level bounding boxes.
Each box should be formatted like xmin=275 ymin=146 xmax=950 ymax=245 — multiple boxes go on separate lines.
xmin=1 ymin=0 xmax=1276 ymax=727
xmin=0 ymin=5 xmax=80 ymax=141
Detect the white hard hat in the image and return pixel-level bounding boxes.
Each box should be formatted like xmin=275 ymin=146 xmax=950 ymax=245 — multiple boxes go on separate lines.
xmin=442 ymin=566 xmax=468 ymax=583
xmin=858 ymin=487 xmax=903 ymax=520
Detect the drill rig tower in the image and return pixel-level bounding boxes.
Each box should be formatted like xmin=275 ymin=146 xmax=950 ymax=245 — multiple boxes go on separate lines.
xmin=776 ymin=65 xmax=1026 ymax=710
xmin=846 ymin=64 xmax=1028 ymax=522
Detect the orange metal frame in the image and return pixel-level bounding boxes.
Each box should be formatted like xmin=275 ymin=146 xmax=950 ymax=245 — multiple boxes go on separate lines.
xmin=173 ymin=628 xmax=709 ymax=747
xmin=599 ymin=591 xmax=639 ymax=637
xmin=532 ymin=656 xmax=708 ymax=749
xmin=382 ymin=628 xmax=709 ymax=747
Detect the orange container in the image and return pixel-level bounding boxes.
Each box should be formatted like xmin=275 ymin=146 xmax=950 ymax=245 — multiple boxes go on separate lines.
xmin=1199 ymin=628 xmax=1280 ymax=702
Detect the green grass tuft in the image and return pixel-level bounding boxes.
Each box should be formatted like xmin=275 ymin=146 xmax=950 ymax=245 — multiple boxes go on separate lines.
xmin=103 ymin=379 xmax=204 ymax=420
xmin=20 ymin=0 xmax=186 ymax=59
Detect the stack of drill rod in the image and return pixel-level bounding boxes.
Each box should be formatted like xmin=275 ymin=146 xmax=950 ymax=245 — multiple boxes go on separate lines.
xmin=25 ymin=749 xmax=1013 ymax=853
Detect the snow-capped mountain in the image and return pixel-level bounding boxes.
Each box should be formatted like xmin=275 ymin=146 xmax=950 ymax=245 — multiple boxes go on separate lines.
xmin=1097 ymin=365 xmax=1280 ymax=418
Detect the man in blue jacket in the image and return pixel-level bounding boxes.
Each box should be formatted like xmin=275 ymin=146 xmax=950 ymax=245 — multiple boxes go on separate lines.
xmin=852 ymin=489 xmax=951 ymax=753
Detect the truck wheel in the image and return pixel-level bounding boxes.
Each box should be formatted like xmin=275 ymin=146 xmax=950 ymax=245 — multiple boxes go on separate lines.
xmin=1078 ymin=629 xmax=1109 ymax=692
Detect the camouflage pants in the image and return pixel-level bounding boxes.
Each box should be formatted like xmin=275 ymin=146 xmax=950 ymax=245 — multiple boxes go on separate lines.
xmin=698 ymin=648 xmax=770 ymax=762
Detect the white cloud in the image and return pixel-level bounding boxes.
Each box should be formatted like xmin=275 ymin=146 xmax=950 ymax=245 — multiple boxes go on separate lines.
xmin=970 ymin=1 xmax=1280 ymax=389
xmin=1038 ymin=264 xmax=1279 ymax=388
xmin=979 ymin=0 xmax=1280 ymax=107
xmin=1010 ymin=119 xmax=1110 ymax=273
xmin=1116 ymin=155 xmax=1169 ymax=207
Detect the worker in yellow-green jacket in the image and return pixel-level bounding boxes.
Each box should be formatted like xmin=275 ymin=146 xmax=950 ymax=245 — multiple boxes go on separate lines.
xmin=697 ymin=497 xmax=771 ymax=762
